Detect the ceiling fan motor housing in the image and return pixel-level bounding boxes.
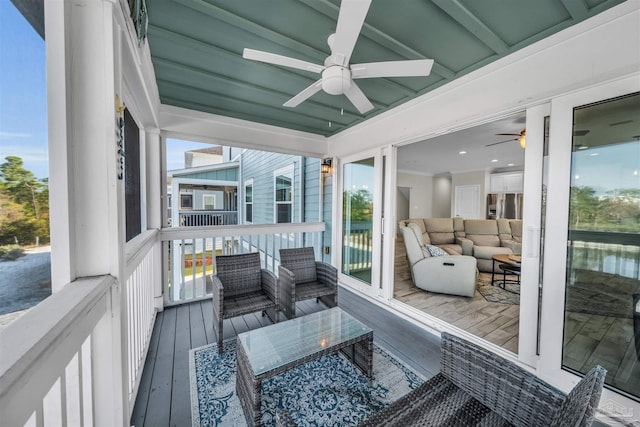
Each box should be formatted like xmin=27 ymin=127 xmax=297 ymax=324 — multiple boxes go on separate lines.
xmin=322 ymin=66 xmax=351 ymax=95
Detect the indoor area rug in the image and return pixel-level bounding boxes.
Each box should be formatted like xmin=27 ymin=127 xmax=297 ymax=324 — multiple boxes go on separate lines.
xmin=189 ymin=340 xmax=425 ymax=427
xmin=476 ymin=273 xmax=520 ymax=305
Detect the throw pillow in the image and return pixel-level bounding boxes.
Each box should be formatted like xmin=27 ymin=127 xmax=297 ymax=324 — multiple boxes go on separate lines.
xmin=427 ymin=245 xmax=448 ymax=257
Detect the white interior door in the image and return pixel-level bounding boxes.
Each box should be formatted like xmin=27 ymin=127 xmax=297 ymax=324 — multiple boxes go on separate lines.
xmin=454 ymin=184 xmax=480 ymax=218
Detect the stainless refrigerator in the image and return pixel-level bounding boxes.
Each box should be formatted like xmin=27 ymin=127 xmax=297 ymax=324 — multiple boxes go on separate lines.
xmin=486 ymin=193 xmax=523 ymax=219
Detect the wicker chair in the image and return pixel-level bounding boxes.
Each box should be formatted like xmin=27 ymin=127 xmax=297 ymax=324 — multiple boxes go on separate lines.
xmin=278 ymin=247 xmax=337 ymax=319
xmin=211 ymin=252 xmax=278 ymax=353
xmin=277 ymin=332 xmax=606 ymax=427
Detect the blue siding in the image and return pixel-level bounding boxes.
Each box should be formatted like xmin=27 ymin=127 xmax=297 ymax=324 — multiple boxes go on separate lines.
xmin=240 ymin=150 xmax=302 ymax=224
xmin=304 ymin=158 xmax=321 ymax=222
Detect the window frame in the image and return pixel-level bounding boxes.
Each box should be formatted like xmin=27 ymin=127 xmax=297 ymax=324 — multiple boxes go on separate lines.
xmin=180 ymin=193 xmax=193 ymax=210
xmin=274 ymin=164 xmax=294 ymax=224
xmin=244 ymin=178 xmax=253 ymax=224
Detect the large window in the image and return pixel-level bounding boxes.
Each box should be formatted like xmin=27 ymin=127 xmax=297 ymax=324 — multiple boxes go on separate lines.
xmin=563 ymin=92 xmax=640 ymax=399
xmin=245 ymin=179 xmax=253 ymax=223
xmin=274 ymin=165 xmax=293 ymax=223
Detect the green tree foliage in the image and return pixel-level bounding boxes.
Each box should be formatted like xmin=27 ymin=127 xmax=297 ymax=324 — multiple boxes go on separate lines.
xmin=0 ymin=156 xmax=49 ymax=245
xmin=570 ymin=186 xmax=640 ymax=232
xmin=344 ymin=189 xmax=373 ymax=221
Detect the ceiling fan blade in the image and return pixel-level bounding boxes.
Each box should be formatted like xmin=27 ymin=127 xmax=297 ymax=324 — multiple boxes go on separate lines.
xmin=351 ymin=59 xmax=434 ymax=78
xmin=485 ymin=138 xmax=517 ymax=147
xmin=330 ymin=0 xmax=372 ymax=66
xmin=283 ymin=80 xmax=323 ymax=108
xmin=243 ymin=48 xmax=324 ymax=73
xmin=344 ymin=81 xmax=374 ymax=114
xmin=496 ymin=133 xmax=521 ymax=136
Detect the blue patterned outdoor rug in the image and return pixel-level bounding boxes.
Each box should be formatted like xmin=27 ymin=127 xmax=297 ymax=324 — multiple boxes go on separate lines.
xmin=189 ymin=340 xmax=425 ymax=426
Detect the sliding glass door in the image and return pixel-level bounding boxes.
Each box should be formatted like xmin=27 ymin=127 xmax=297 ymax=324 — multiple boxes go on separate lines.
xmin=339 ymin=152 xmax=384 ymax=295
xmin=538 ymin=77 xmax=640 ymax=415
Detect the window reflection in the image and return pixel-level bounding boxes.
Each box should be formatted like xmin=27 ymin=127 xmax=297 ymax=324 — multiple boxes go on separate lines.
xmin=342 ymin=159 xmax=375 ymax=284
xmin=563 ymin=92 xmax=640 ymax=399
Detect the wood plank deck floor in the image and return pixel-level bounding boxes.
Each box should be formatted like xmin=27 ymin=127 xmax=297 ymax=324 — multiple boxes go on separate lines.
xmin=393 ymin=236 xmax=640 ymax=398
xmin=130 ymin=288 xmax=441 ymax=427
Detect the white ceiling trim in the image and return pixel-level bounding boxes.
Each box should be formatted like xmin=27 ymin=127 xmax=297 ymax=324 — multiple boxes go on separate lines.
xmin=159 ymin=104 xmax=327 ymax=157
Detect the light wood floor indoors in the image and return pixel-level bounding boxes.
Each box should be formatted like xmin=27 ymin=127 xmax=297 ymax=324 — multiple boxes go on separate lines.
xmin=393 ymin=235 xmax=640 ymax=398
xmin=130 ymin=287 xmax=442 ymax=427
xmin=393 ymin=237 xmax=520 ymax=353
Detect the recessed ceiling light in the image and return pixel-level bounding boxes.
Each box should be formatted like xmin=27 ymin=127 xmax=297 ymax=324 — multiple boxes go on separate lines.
xmin=590 ymin=153 xmax=599 ymax=156
xmin=491 ymin=159 xmax=498 ymax=163
xmin=507 ymin=163 xmax=515 ymax=167
xmin=578 ymin=146 xmax=589 ymax=150
xmin=459 ymin=151 xmax=467 ymax=155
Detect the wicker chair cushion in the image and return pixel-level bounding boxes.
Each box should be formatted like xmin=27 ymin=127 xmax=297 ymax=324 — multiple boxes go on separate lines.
xmin=215 ymin=253 xmax=262 ymax=297
xmin=223 ymin=290 xmax=276 ymax=318
xmin=279 ymin=247 xmax=317 ymax=283
xmin=295 ymin=280 xmax=335 ymax=301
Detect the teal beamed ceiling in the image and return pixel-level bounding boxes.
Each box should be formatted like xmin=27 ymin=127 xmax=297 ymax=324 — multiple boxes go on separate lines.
xmin=146 ymin=0 xmax=625 ymax=136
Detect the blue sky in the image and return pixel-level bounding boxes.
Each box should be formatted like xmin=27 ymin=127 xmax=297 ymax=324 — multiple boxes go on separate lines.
xmin=0 ymin=2 xmax=48 ymax=180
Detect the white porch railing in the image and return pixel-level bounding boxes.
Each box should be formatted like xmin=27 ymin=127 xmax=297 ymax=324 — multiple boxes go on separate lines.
xmin=160 ymin=222 xmax=326 ymax=305
xmin=124 ymin=230 xmax=159 ymax=409
xmin=0 ymin=275 xmax=116 ymax=426
xmin=0 ymin=230 xmax=160 ymax=426
xmin=178 ymin=210 xmax=238 ymax=227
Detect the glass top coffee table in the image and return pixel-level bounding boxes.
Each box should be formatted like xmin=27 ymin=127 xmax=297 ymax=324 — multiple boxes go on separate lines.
xmin=235 ymin=307 xmax=373 ymax=426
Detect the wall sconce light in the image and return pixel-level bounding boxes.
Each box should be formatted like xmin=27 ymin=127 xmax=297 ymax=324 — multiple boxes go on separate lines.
xmin=321 ymin=158 xmax=333 ymax=175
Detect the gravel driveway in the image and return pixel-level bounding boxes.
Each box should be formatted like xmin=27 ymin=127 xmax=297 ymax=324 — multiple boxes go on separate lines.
xmin=0 ymin=247 xmax=51 ymax=327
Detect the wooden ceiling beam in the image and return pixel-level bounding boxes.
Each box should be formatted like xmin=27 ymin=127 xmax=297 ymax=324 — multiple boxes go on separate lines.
xmin=430 ymin=0 xmax=509 ymax=55
xmin=299 ymin=0 xmax=455 ymax=80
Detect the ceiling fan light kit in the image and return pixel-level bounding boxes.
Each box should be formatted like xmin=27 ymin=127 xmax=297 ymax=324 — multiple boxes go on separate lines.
xmin=242 ymin=0 xmax=434 ymax=115
xmin=322 ymin=66 xmax=351 ymax=95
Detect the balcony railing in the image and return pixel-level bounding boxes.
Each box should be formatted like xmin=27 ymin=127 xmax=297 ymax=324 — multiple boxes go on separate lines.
xmin=160 ymin=222 xmax=326 ymax=305
xmin=178 ymin=210 xmax=238 ymax=227
xmin=568 ymin=230 xmax=640 ymax=280
xmin=0 ymin=230 xmax=160 ymax=426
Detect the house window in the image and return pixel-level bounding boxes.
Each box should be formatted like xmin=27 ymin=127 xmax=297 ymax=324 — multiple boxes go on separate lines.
xmin=274 ymin=165 xmax=294 ymax=223
xmin=203 ymin=194 xmax=215 ymax=210
xmin=245 ymin=179 xmax=253 ymax=223
xmin=180 ymin=193 xmax=193 ymax=209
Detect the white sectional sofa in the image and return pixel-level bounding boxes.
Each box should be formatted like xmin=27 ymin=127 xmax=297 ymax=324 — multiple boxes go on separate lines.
xmin=400 ymin=224 xmax=477 ymax=297
xmin=399 ymin=218 xmax=523 ymax=273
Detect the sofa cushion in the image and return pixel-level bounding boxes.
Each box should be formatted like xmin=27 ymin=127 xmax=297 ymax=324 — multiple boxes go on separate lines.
xmin=464 ymin=219 xmax=499 ymax=235
xmin=407 ymin=222 xmax=424 ymax=244
xmin=473 ymin=245 xmax=512 ymax=260
xmin=497 ymin=219 xmax=513 ymax=242
xmin=407 ymin=222 xmax=431 ymax=246
xmin=510 ymin=220 xmax=523 ymax=242
xmin=468 ymin=234 xmax=500 ymax=247
xmin=407 ymin=218 xmax=426 ymax=234
xmin=438 ymin=244 xmax=463 ymax=255
xmin=427 ymin=245 xmax=448 ymax=257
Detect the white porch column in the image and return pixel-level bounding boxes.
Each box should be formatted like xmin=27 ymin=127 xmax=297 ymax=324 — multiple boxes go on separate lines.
xmin=45 ymin=0 xmax=128 ymax=425
xmin=146 ymin=129 xmax=165 ymax=309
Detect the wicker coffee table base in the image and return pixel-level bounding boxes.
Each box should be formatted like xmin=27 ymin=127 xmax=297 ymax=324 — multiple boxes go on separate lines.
xmin=236 ymin=332 xmax=373 ymax=426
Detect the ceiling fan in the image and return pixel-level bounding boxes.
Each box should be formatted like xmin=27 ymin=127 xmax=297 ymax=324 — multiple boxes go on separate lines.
xmin=242 ymin=0 xmax=434 ymax=114
xmin=486 ymin=129 xmax=527 ymax=149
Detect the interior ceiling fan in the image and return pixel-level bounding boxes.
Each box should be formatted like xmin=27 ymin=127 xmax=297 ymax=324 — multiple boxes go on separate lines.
xmin=486 ymin=129 xmax=527 ymax=149
xmin=242 ymin=0 xmax=434 ymax=114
